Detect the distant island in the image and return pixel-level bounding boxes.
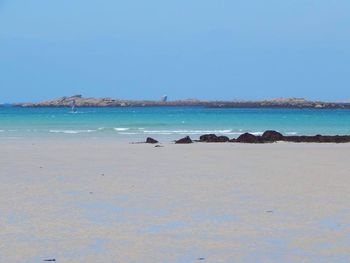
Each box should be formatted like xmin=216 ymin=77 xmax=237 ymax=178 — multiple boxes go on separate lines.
xmin=9 ymin=95 xmax=350 ymax=109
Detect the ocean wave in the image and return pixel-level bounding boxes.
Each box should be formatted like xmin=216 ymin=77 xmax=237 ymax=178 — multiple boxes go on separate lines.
xmin=140 ymin=130 xmax=299 ymax=137
xmin=0 ymin=130 xmax=4 ymax=132
xmin=118 ymin=132 xmax=138 ymax=135
xmin=143 ymin=129 xmax=233 ymax=134
xmin=229 ymin=131 xmax=298 ymax=136
xmin=68 ymin=111 xmax=85 ymax=114
xmin=114 ymin=128 xmax=130 ymax=131
xmin=223 ymin=132 xmax=244 ymax=136
xmin=49 ymin=129 xmax=96 ymax=134
xmin=144 ymin=132 xmax=173 ymax=135
xmin=250 ymin=132 xmax=264 ymax=136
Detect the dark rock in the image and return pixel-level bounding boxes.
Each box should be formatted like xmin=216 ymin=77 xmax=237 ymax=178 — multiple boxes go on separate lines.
xmin=199 ymin=134 xmax=229 ymax=142
xmin=333 ymin=135 xmax=350 ymax=143
xmin=262 ymin=130 xmax=284 ymax=142
xmin=200 ymin=134 xmax=218 ymax=142
xmin=284 ymin=136 xmax=302 ymax=142
xmin=175 ymin=136 xmax=193 ymax=144
xmin=284 ymin=135 xmax=350 ymax=143
xmin=236 ymin=133 xmax=261 ymax=143
xmin=217 ymin=135 xmax=230 ymax=142
xmin=227 ymin=130 xmax=350 ymax=144
xmin=154 ymin=145 xmax=164 ymax=148
xmin=146 ymin=137 xmax=158 ymax=144
xmin=285 ymin=135 xmax=317 ymax=143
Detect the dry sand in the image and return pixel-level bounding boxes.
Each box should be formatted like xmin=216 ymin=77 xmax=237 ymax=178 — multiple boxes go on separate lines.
xmin=0 ymin=139 xmax=350 ymax=262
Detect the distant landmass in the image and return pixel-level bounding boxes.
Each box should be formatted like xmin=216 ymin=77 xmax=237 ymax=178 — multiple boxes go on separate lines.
xmin=9 ymin=95 xmax=350 ymax=109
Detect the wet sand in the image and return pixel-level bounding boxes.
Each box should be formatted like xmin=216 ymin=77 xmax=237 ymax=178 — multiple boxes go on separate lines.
xmin=1 ymin=139 xmax=350 ymax=262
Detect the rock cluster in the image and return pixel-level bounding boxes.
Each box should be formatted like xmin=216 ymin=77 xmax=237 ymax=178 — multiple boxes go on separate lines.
xmin=199 ymin=134 xmax=230 ymax=142
xmin=235 ymin=130 xmax=285 ymax=143
xmin=235 ymin=131 xmax=350 ymax=143
xmin=150 ymin=130 xmax=350 ymax=145
xmin=172 ymin=131 xmax=350 ymax=144
xmin=236 ymin=133 xmax=262 ymax=143
xmin=284 ymin=135 xmax=350 ymax=143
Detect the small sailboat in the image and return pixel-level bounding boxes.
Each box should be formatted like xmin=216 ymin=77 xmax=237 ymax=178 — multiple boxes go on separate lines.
xmin=70 ymin=100 xmax=77 ymax=113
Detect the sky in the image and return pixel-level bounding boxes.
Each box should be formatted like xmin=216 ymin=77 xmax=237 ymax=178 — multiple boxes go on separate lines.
xmin=0 ymin=0 xmax=349 ymax=102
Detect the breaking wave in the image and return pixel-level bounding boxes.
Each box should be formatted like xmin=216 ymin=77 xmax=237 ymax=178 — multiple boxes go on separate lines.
xmin=114 ymin=128 xmax=130 ymax=131
xmin=143 ymin=129 xmax=233 ymax=134
xmin=49 ymin=129 xmax=96 ymax=134
xmin=285 ymin=132 xmax=298 ymax=135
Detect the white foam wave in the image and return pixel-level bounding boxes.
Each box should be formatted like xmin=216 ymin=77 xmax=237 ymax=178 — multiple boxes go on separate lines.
xmin=143 ymin=129 xmax=233 ymax=134
xmin=68 ymin=111 xmax=84 ymax=114
xmin=223 ymin=132 xmax=244 ymax=136
xmin=227 ymin=131 xmax=298 ymax=136
xmin=118 ymin=132 xmax=137 ymax=135
xmin=147 ymin=133 xmax=173 ymax=135
xmin=250 ymin=132 xmax=264 ymax=136
xmin=114 ymin=128 xmax=130 ymax=131
xmin=49 ymin=129 xmax=96 ymax=134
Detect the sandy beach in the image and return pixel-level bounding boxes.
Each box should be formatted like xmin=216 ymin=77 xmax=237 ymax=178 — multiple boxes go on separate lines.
xmin=1 ymin=139 xmax=350 ymax=262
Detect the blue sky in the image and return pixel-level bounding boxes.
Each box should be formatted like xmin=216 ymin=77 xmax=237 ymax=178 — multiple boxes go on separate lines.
xmin=0 ymin=0 xmax=349 ymax=102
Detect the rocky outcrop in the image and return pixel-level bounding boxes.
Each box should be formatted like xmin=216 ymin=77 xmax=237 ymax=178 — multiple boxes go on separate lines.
xmin=14 ymin=96 xmax=350 ymax=109
xmin=236 ymin=133 xmax=262 ymax=143
xmin=199 ymin=134 xmax=229 ymax=142
xmin=261 ymin=130 xmax=284 ymax=142
xmin=284 ymin=135 xmax=350 ymax=143
xmin=217 ymin=136 xmax=230 ymax=142
xmin=200 ymin=134 xmax=217 ymax=142
xmin=146 ymin=137 xmax=158 ymax=144
xmin=175 ymin=136 xmax=193 ymax=144
xmin=147 ymin=130 xmax=350 ymax=144
xmin=234 ymin=131 xmax=350 ymax=143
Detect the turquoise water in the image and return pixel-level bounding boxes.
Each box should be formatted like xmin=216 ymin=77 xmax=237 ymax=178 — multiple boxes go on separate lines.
xmin=1 ymin=107 xmax=350 ymax=140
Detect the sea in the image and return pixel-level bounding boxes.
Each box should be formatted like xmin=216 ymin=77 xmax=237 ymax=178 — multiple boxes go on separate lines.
xmin=1 ymin=106 xmax=350 ymax=141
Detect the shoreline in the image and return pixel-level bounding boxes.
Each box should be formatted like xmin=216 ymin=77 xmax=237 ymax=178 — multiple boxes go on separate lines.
xmin=2 ymin=136 xmax=350 ymax=144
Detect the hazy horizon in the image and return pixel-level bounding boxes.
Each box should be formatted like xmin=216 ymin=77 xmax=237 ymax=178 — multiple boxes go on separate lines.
xmin=1 ymin=0 xmax=350 ymax=102
xmin=3 ymin=94 xmax=350 ymax=104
